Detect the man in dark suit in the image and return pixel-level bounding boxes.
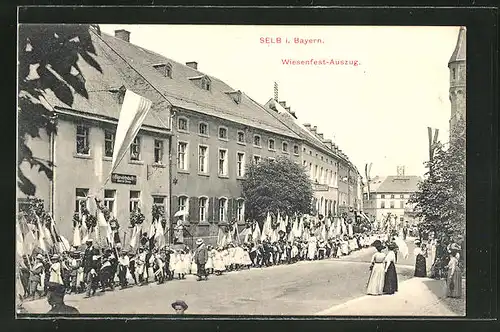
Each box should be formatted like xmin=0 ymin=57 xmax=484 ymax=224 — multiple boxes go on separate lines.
xmin=193 ymin=238 xmax=208 ymax=281
xmin=82 ymin=239 xmax=100 ymax=298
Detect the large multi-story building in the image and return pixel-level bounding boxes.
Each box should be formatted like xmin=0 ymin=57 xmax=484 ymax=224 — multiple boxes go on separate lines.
xmin=18 ymin=26 xmax=362 ymax=244
xmin=17 ymin=27 xmax=173 ymax=239
xmin=363 ymin=168 xmax=421 ymax=229
xmin=264 ymin=99 xmax=362 ymax=217
xmin=448 ymin=26 xmax=466 ymax=139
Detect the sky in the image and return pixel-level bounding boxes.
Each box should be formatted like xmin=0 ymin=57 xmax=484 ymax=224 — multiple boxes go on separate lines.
xmin=100 ymin=25 xmax=460 ymax=177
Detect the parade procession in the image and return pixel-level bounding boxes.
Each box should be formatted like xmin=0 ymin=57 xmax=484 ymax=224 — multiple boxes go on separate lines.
xmin=17 ymin=24 xmax=466 ymax=316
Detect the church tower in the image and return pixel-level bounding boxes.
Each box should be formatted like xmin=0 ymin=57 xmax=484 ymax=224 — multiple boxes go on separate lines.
xmin=448 ymin=26 xmax=466 ymax=139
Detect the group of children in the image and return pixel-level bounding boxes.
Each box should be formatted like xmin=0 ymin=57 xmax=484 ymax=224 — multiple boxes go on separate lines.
xmin=18 ymin=231 xmax=380 ymax=302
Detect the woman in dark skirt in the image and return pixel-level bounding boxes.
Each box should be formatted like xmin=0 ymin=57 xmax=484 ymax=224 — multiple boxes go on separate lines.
xmin=383 ymin=242 xmax=398 ymax=294
xmin=413 ymin=239 xmax=427 ymax=277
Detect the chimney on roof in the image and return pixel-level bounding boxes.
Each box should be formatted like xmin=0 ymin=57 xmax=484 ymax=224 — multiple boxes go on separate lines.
xmin=115 ymin=29 xmax=130 ymax=42
xmin=310 ymin=126 xmax=317 ymax=134
xmin=317 ymin=133 xmax=324 ymax=140
xmin=324 ymin=139 xmax=333 ymax=149
xmin=186 ymin=61 xmax=198 ymax=70
xmin=279 ymin=101 xmax=287 ymax=108
xmin=303 ymin=123 xmax=311 ymax=130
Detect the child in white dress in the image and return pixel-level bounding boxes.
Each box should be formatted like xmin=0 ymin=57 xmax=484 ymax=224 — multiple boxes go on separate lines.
xmin=205 ymin=246 xmax=215 ymax=275
xmin=213 ymin=247 xmax=226 ymax=275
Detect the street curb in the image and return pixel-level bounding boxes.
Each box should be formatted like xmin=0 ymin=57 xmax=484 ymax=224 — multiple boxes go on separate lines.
xmin=315 ymin=278 xmax=416 ymax=315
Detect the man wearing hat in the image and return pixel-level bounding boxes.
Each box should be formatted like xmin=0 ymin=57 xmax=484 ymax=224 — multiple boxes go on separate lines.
xmin=194 ymin=238 xmax=208 ymax=281
xmin=171 ymin=300 xmax=188 ymax=314
xmin=82 ymin=239 xmax=100 ymax=298
xmin=46 ymin=283 xmax=79 ymax=315
xmin=29 ymin=254 xmax=45 ymax=300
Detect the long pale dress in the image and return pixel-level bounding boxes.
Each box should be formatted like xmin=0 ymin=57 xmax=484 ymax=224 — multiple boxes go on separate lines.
xmin=213 ymin=250 xmax=226 ymax=273
xmin=307 ymin=236 xmax=317 ymax=260
xmin=169 ymin=252 xmax=178 ymax=274
xmin=291 ymin=245 xmax=299 ymax=259
xmin=223 ymin=249 xmax=231 ymax=268
xmin=174 ymin=253 xmax=187 ymax=275
xmin=240 ymin=247 xmax=252 ymax=266
xmin=341 ymin=240 xmax=349 ymax=255
xmin=205 ymin=250 xmax=215 ymax=270
xmin=366 ymin=252 xmax=386 ymax=295
xmin=348 ymin=239 xmax=358 ymax=251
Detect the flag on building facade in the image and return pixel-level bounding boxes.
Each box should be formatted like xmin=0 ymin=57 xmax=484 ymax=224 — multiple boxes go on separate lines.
xmin=111 ymin=89 xmax=153 ymax=175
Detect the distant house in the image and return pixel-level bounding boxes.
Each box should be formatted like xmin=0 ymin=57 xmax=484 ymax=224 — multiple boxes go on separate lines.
xmin=363 ymin=174 xmax=422 ymax=229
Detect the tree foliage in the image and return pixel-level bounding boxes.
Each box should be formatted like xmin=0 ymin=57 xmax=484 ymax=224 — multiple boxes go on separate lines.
xmin=241 ymin=156 xmax=314 ymax=222
xmin=18 ymin=24 xmax=102 ymax=196
xmin=409 ymin=119 xmax=466 ymax=241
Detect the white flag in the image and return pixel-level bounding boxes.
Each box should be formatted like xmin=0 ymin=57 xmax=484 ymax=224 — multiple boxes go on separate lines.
xmin=111 ymin=89 xmax=152 ymax=174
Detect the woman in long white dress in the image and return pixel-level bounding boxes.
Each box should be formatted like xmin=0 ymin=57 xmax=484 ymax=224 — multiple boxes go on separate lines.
xmin=307 ymin=233 xmax=317 ymax=260
xmin=366 ymin=240 xmax=386 ymax=295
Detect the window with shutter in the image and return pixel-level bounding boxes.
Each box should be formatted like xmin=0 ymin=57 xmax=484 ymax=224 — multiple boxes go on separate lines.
xmin=213 ymin=197 xmax=220 ymax=222
xmin=227 ymin=198 xmax=234 ymax=222
xmin=171 ymin=195 xmax=178 ymax=220
xmin=208 ymin=197 xmax=215 ymax=222
xmin=189 ymin=197 xmax=198 ymax=223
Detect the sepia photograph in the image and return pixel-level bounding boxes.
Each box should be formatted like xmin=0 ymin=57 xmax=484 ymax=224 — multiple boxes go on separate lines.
xmin=16 ymin=23 xmax=466 ymax=317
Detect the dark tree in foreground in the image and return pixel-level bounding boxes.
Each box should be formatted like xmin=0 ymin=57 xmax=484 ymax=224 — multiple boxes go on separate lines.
xmin=241 ymin=156 xmax=314 ymax=223
xmin=409 ymin=119 xmax=466 ymax=242
xmin=18 ymin=24 xmax=102 ymax=196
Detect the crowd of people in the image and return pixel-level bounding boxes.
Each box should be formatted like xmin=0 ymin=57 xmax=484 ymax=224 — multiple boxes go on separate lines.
xmin=17 ymin=204 xmax=463 ymax=315
xmin=18 ymin=211 xmax=386 ymax=305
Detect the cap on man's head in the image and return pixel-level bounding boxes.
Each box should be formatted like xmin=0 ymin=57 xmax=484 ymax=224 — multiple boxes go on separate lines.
xmin=86 ymin=239 xmax=93 ymax=244
xmin=196 ymin=238 xmax=203 ymax=245
xmin=171 ymin=300 xmax=188 ymax=310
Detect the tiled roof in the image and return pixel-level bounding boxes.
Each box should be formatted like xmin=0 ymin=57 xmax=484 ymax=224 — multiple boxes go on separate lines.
xmin=375 ymin=175 xmax=421 ymax=193
xmin=41 ymin=30 xmax=172 ymax=130
xmin=448 ymin=27 xmax=466 ymax=64
xmin=95 ymin=31 xmax=300 ymax=139
xmin=364 ymin=175 xmax=386 ymax=194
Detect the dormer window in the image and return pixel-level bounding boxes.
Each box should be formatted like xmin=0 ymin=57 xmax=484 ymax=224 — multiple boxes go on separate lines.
xmin=201 ymin=77 xmax=211 ymax=91
xmin=225 ymin=90 xmax=242 ymax=104
xmin=166 ymin=63 xmax=172 ymax=78
xmin=189 ymin=75 xmax=211 ymax=91
xmin=153 ymin=63 xmax=173 ymax=78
